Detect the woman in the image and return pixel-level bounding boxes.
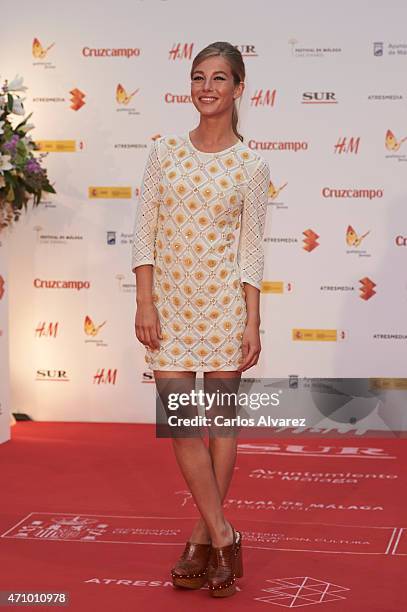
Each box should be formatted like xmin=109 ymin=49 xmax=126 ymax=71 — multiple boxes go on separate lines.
xmin=132 ymin=41 xmax=270 ymax=598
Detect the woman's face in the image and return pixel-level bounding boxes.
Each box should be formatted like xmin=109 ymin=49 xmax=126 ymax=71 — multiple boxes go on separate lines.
xmin=190 ymin=55 xmax=244 ymax=118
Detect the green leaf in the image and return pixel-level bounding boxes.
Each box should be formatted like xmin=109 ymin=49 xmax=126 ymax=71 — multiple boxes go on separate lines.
xmin=3 ymin=170 xmax=16 ymax=187
xmin=7 ymin=93 xmax=13 ymax=112
xmin=16 ymin=140 xmax=28 ymax=155
xmin=42 ymin=183 xmax=56 ymax=194
xmin=6 ymin=183 xmax=15 ymax=202
xmin=32 ymin=190 xmax=41 ymax=206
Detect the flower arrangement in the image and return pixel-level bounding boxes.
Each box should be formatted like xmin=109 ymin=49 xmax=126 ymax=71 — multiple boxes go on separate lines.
xmin=0 ymin=75 xmax=55 ymax=232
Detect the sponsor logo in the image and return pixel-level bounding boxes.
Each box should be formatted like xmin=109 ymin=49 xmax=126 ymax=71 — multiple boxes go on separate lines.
xmin=34 ymin=140 xmax=78 ymax=152
xmin=237 ymin=443 xmax=392 ymax=458
xmin=249 ymin=139 xmax=308 ymax=152
xmin=373 ymin=333 xmax=407 ymax=342
xmin=302 ymin=92 xmax=337 ymax=104
xmin=82 ymin=47 xmax=141 ymax=58
xmin=32 ymin=96 xmax=65 ymax=104
xmin=268 ymin=179 xmax=288 ymax=210
xmin=265 ymin=237 xmax=298 ymax=245
xmin=116 ymin=84 xmax=140 ymax=115
xmin=33 ymin=227 xmax=84 ymax=244
xmin=33 ymin=278 xmax=90 ymax=290
xmin=346 ymin=225 xmax=370 ymax=245
xmin=395 ymin=235 xmax=407 ymax=246
xmin=70 ymin=88 xmax=86 ymax=111
xmin=385 ymin=129 xmax=407 ymax=161
xmin=289 ymin=39 xmax=342 ymax=58
xmin=320 ymin=284 xmax=353 ymax=293
xmin=84 ymin=316 xmax=106 ymax=337
xmin=116 ymin=84 xmax=139 ymax=105
xmin=164 ymin=92 xmax=192 ymax=104
xmin=374 ymin=41 xmax=407 ymax=57
xmin=359 ymin=277 xmax=376 ymax=300
xmin=36 ymin=369 xmax=69 ymax=381
xmin=88 ymin=187 xmax=132 ymax=199
xmin=177 ymin=490 xmax=384 ymax=512
xmin=373 ymin=42 xmax=383 ymax=56
xmin=346 ymin=225 xmax=371 ymax=257
xmin=32 ymin=38 xmax=56 ymax=68
xmin=293 ymin=329 xmax=346 ymax=342
xmin=334 ymin=136 xmax=360 ymax=154
xmin=114 ymin=143 xmax=147 ymax=150
xmin=250 ymin=89 xmax=277 ymax=107
xmin=368 ymin=93 xmax=403 ymax=101
xmin=93 ymin=368 xmax=118 ymax=385
xmin=168 ymin=43 xmax=194 ymax=60
xmin=84 ymin=316 xmax=107 ymax=348
xmin=1 ymin=513 xmax=180 ymax=543
xmin=261 ymin=281 xmax=293 ymax=294
xmin=106 ymin=232 xmax=133 ymax=245
xmin=142 ymin=371 xmax=155 ymax=384
xmin=32 ymin=38 xmax=55 ymax=59
xmin=249 ymin=468 xmax=398 ymax=484
xmin=31 ymin=93 xmax=87 ymax=112
xmin=116 ymin=274 xmax=136 ymax=293
xmin=385 ymin=129 xmax=407 ymax=151
xmin=35 ymin=322 xmax=58 ymax=338
xmin=322 ymin=187 xmax=383 ymax=199
xmin=302 ymin=229 xmax=319 ymax=252
xmin=235 ymin=44 xmax=258 ymax=57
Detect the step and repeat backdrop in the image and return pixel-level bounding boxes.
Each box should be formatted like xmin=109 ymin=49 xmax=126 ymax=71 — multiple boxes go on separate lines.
xmin=0 ymin=238 xmax=10 ymax=441
xmin=0 ymin=0 xmax=406 ymax=424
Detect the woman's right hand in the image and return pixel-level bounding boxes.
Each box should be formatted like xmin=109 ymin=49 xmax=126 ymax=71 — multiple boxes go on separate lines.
xmin=135 ymin=302 xmax=162 ymax=350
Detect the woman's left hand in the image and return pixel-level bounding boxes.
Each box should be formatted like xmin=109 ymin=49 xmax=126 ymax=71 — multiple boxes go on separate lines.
xmin=237 ymin=322 xmax=261 ymax=372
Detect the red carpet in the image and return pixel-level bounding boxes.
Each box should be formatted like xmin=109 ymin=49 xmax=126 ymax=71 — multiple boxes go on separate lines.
xmin=0 ymin=423 xmax=405 ymax=610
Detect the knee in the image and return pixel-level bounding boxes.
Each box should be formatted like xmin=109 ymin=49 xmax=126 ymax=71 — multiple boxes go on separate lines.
xmin=172 ymin=435 xmax=204 ymax=449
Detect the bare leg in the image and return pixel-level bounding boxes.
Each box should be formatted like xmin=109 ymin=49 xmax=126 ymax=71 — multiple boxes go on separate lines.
xmin=188 ymin=371 xmax=242 ymax=546
xmin=154 ymin=370 xmax=234 ymax=547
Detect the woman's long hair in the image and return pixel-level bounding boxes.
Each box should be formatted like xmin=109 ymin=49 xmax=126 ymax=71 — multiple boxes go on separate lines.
xmin=190 ymin=42 xmax=246 ymax=142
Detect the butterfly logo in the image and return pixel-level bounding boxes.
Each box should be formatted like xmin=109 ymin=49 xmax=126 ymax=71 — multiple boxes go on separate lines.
xmin=32 ymin=38 xmax=55 ymax=59
xmin=116 ymin=84 xmax=139 ymax=105
xmin=346 ymin=225 xmax=370 ymax=247
xmin=84 ymin=315 xmax=106 ymax=337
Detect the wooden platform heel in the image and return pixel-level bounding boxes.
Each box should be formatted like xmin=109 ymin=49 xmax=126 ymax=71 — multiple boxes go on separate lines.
xmin=171 ymin=541 xmax=211 ymax=589
xmin=207 ymin=524 xmax=243 ymax=597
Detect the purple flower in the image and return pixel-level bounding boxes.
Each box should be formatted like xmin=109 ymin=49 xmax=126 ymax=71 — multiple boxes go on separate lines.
xmin=25 ymin=157 xmax=43 ymax=174
xmin=3 ymin=134 xmax=20 ymax=155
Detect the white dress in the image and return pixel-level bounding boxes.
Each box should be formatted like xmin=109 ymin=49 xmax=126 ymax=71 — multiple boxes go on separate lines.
xmin=131 ymin=133 xmax=270 ymax=371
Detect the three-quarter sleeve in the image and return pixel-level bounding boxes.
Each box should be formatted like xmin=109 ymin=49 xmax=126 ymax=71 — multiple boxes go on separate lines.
xmin=236 ymin=157 xmax=270 ymax=290
xmin=131 ymin=138 xmax=162 ymax=272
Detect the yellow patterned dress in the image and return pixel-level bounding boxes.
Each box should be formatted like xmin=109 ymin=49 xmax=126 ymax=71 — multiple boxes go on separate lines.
xmin=131 ymin=133 xmax=270 ymax=371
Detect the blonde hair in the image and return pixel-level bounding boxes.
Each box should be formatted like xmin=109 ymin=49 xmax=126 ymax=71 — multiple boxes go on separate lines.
xmin=190 ymin=41 xmax=246 ymax=142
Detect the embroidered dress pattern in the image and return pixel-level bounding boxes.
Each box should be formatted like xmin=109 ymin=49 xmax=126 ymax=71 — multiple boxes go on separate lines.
xmin=132 ymin=133 xmax=270 ymax=371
